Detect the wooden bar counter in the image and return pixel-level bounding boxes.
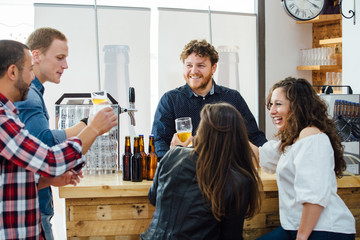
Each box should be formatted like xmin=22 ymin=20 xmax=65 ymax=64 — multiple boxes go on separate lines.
xmin=59 ymin=171 xmax=360 ymax=240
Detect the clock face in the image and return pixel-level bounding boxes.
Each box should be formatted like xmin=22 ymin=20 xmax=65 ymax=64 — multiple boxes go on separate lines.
xmin=282 ymin=0 xmax=325 ymax=21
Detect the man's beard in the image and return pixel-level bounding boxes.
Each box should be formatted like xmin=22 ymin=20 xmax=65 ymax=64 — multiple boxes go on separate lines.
xmin=185 ymin=73 xmax=213 ymax=92
xmin=15 ymin=74 xmax=29 ymax=101
xmin=196 ymin=75 xmax=212 ymax=90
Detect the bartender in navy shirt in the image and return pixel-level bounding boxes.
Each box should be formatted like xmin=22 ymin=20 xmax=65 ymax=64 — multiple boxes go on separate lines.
xmin=151 ymin=39 xmax=267 ymax=160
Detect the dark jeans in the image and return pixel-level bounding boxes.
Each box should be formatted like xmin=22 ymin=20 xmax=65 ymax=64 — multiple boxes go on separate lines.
xmin=256 ymin=226 xmax=355 ymax=240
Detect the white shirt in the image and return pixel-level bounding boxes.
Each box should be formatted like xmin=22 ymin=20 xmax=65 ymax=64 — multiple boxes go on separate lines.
xmin=259 ymin=133 xmax=355 ymax=234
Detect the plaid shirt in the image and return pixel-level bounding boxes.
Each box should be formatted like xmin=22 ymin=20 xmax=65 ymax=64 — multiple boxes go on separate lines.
xmin=0 ymin=93 xmax=84 ymax=240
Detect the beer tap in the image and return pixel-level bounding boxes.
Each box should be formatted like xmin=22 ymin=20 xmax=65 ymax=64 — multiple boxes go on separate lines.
xmin=119 ymin=87 xmax=137 ymax=126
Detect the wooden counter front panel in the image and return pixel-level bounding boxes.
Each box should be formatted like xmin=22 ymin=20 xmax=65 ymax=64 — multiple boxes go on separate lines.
xmin=243 ymin=188 xmax=360 ymax=240
xmin=61 ymin=173 xmax=360 ymax=239
xmin=64 ymin=189 xmax=360 ymax=240
xmin=244 ymin=191 xmax=280 ymax=239
xmin=338 ymin=188 xmax=360 ymax=236
xmin=65 ymin=196 xmax=155 ymax=239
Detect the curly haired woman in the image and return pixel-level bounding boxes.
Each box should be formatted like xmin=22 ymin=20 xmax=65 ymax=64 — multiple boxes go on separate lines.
xmin=254 ymin=77 xmax=355 ymax=240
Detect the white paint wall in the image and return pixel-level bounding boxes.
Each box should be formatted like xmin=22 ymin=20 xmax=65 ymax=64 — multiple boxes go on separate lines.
xmin=264 ymin=2 xmax=360 ymax=139
xmin=265 ymin=2 xmax=312 ymax=139
xmin=342 ymin=1 xmax=360 ymax=93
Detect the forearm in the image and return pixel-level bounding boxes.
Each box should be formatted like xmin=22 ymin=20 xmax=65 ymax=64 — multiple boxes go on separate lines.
xmin=38 ymin=176 xmax=51 ymax=190
xmin=249 ymin=141 xmax=260 ymax=168
xmin=77 ymin=107 xmax=117 ymax=155
xmin=297 ymin=203 xmax=323 ymax=240
xmin=77 ymin=125 xmax=99 ymax=154
xmin=38 ymin=170 xmax=83 ymax=189
xmin=65 ymin=121 xmax=87 ymax=138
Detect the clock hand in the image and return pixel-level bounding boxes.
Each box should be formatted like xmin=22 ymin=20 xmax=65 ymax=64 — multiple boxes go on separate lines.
xmin=306 ymin=0 xmax=320 ymax=9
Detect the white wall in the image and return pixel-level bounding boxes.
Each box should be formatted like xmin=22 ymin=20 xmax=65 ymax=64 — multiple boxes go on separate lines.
xmin=264 ymin=1 xmax=312 ymax=139
xmin=342 ymin=1 xmax=360 ymax=93
xmin=264 ymin=2 xmax=360 ymax=139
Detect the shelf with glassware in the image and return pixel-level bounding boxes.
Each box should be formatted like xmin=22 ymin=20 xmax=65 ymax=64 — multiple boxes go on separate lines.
xmin=319 ymin=37 xmax=342 ymax=45
xmin=296 ymin=13 xmax=342 ymax=24
xmin=296 ymin=14 xmax=342 ymax=93
xmin=297 ymin=64 xmax=342 ymax=71
xmin=297 ymin=37 xmax=342 ymax=71
xmin=297 ymin=47 xmax=342 ymax=71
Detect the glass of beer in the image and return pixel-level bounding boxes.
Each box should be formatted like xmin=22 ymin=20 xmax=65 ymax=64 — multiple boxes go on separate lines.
xmin=90 ymin=91 xmax=110 ymax=135
xmin=90 ymin=91 xmax=109 ymax=114
xmin=175 ymin=117 xmax=193 ymax=143
xmin=91 ymin=91 xmax=108 ymax=105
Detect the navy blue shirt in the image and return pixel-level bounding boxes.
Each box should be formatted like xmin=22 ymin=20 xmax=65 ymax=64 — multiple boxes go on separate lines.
xmin=151 ymin=81 xmax=267 ymax=159
xmin=15 ymin=77 xmax=67 ymax=216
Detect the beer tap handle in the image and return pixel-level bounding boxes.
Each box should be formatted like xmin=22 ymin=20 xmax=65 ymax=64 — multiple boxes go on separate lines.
xmin=118 ymin=87 xmax=137 ymax=126
xmin=129 ymin=87 xmax=135 ymax=110
xmin=128 ymin=87 xmax=136 ymax=126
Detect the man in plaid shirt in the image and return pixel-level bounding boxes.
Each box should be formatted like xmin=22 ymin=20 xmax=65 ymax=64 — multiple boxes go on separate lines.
xmin=0 ymin=40 xmax=117 ymax=239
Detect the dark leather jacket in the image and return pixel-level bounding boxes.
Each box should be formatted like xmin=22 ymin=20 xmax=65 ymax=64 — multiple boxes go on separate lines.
xmin=141 ymin=146 xmax=250 ymax=240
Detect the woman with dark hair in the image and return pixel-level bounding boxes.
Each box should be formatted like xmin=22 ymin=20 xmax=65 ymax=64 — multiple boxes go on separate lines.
xmin=255 ymin=77 xmax=355 ymax=240
xmin=141 ymin=102 xmax=262 ymax=240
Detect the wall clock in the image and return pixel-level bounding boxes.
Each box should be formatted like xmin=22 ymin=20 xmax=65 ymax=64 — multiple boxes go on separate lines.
xmin=281 ymin=0 xmax=326 ymax=21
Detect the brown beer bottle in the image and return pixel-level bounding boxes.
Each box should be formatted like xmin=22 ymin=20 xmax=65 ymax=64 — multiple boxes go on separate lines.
xmin=131 ymin=137 xmax=143 ymax=182
xmin=139 ymin=135 xmax=147 ymax=179
xmin=146 ymin=134 xmax=157 ymax=180
xmin=122 ymin=136 xmax=132 ymax=181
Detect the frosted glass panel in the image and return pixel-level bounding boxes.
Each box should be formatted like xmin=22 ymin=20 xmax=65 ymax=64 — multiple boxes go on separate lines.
xmin=35 ymin=4 xmax=152 ymax=149
xmin=158 ymin=9 xmax=258 ymax=119
xmin=158 ymin=9 xmax=210 ymax=97
xmin=34 ymin=4 xmax=98 ymax=130
xmin=97 ymin=6 xmax=151 ymax=146
xmin=212 ymin=13 xmax=258 ymax=118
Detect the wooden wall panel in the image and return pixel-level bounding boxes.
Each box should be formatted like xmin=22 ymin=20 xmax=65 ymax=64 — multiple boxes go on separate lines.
xmin=312 ymin=18 xmax=342 ymax=89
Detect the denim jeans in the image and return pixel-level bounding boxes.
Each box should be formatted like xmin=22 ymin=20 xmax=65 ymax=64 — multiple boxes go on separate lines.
xmin=41 ymin=213 xmax=54 ymax=240
xmin=256 ymin=226 xmax=355 ymax=240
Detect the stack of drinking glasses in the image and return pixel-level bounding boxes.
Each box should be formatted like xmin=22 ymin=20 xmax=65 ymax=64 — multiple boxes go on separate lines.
xmin=299 ymin=47 xmax=337 ymax=66
xmin=326 ymin=72 xmax=342 ymax=92
xmin=56 ymin=91 xmax=119 ymax=176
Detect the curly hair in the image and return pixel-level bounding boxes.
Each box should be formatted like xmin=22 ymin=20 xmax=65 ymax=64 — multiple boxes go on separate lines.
xmin=266 ymin=77 xmax=346 ymax=178
xmin=193 ymin=103 xmax=262 ymax=221
xmin=180 ymin=39 xmax=219 ymax=66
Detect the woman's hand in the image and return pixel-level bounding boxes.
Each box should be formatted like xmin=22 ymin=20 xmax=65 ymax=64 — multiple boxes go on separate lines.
xmin=170 ymin=133 xmax=193 ymax=148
